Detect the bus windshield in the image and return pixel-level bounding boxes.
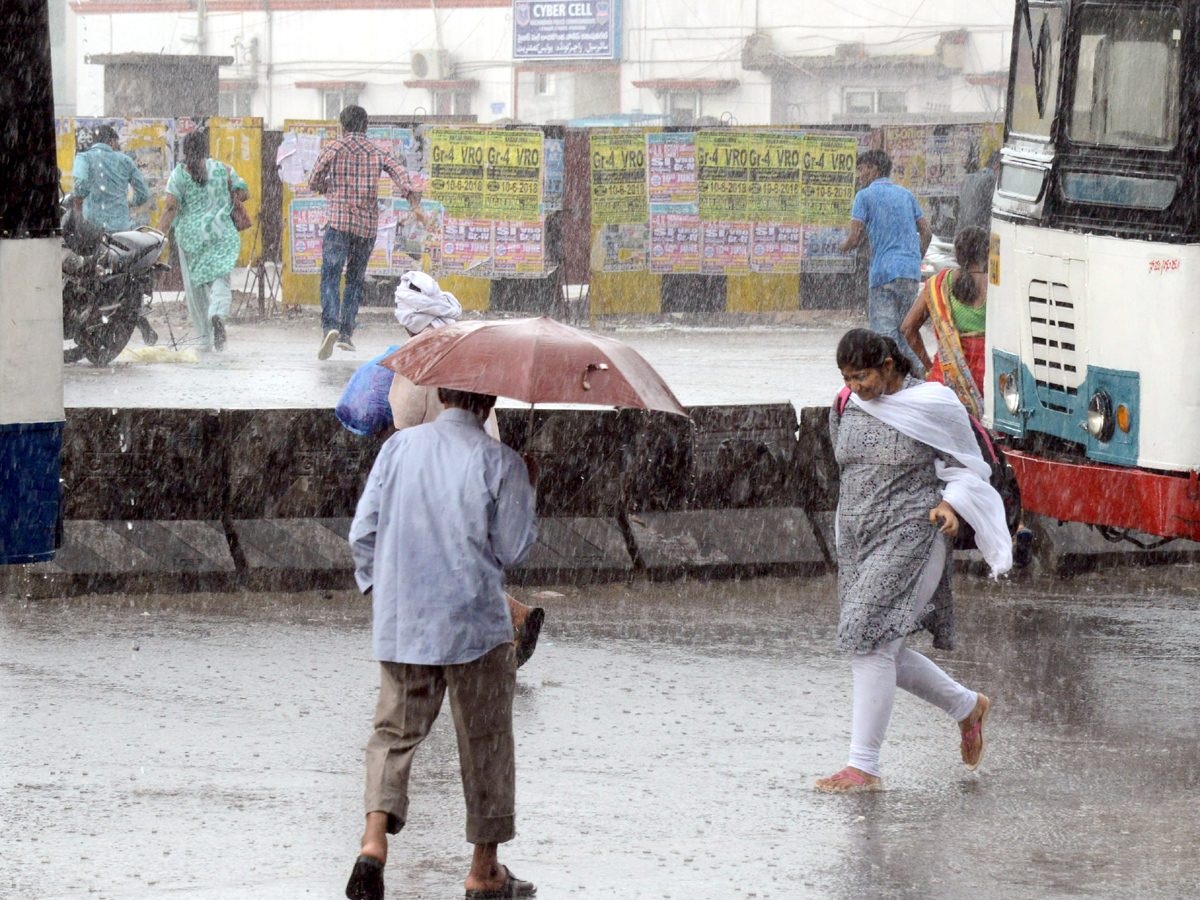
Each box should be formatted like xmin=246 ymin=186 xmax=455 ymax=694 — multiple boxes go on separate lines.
xmin=1010 ymin=1 xmax=1065 ymax=140
xmin=1069 ymin=6 xmax=1182 ymax=150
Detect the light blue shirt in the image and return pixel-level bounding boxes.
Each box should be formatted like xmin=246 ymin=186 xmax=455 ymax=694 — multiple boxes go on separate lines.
xmin=72 ymin=142 xmax=150 ymax=232
xmin=350 ymin=407 xmax=538 ymax=665
xmin=851 ymin=177 xmax=926 ymax=287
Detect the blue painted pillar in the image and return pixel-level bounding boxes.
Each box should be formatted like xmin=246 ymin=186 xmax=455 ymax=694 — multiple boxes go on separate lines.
xmin=1 ymin=0 xmax=64 ymax=564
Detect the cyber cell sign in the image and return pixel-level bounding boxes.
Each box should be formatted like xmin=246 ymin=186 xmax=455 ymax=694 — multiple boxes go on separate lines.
xmin=513 ymin=0 xmax=621 ymax=60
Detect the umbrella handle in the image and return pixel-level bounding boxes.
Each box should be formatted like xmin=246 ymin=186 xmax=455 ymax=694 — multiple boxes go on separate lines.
xmin=582 ymin=362 xmax=609 ymax=391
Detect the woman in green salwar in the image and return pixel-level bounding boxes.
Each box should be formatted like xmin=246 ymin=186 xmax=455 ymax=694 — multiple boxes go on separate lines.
xmin=160 ymin=130 xmax=249 ymax=352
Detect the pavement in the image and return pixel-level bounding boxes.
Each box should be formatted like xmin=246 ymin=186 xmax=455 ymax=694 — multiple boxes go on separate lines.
xmin=2 ymin=566 xmax=1198 ymax=900
xmin=62 ymin=298 xmax=861 ymax=411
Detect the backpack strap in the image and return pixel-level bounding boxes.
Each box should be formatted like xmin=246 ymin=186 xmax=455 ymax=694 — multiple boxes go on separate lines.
xmin=835 ymin=386 xmax=852 ymax=418
xmin=968 ymin=415 xmax=999 ymax=465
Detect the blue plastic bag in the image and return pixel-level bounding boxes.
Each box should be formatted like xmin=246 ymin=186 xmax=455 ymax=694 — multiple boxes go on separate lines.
xmin=335 ymin=346 xmax=401 ymax=435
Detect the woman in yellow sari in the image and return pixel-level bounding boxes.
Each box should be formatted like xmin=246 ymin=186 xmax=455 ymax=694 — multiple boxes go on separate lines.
xmin=901 ymin=226 xmax=988 ymax=419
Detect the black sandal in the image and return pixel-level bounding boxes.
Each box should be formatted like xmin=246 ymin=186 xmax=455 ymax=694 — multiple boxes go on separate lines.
xmin=345 ymin=854 xmax=384 ymax=900
xmin=464 ymin=865 xmax=536 ymax=899
xmin=516 ymin=607 xmax=545 ymax=668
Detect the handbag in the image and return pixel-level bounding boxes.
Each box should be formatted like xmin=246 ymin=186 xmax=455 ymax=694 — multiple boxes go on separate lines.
xmin=226 ymin=163 xmax=253 ymax=232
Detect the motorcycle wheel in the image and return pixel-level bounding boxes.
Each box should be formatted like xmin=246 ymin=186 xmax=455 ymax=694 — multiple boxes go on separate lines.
xmin=63 ymin=344 xmax=88 ymax=364
xmin=76 ymin=317 xmax=137 ymax=366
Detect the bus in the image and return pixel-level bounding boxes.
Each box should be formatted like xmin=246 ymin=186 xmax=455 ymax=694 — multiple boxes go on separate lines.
xmin=987 ymin=0 xmax=1200 ymax=545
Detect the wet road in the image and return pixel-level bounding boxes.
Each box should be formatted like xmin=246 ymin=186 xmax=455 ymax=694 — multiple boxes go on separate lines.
xmin=3 ymin=568 xmax=1198 ymax=899
xmin=62 ymin=302 xmax=855 ymax=411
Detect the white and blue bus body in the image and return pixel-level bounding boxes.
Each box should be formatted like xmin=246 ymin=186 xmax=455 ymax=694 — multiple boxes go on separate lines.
xmin=988 ymin=0 xmax=1200 ymax=542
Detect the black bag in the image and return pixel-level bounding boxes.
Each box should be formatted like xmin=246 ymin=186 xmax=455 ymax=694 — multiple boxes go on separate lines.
xmin=834 ymin=387 xmax=1021 ymax=551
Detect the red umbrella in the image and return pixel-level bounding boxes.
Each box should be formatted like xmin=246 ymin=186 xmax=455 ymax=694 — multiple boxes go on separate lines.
xmin=379 ymin=316 xmax=687 ymax=418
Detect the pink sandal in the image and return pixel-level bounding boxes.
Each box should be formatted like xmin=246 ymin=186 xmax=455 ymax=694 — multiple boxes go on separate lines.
xmin=960 ymin=694 xmax=990 ymax=770
xmin=814 ymin=766 xmax=882 ymax=793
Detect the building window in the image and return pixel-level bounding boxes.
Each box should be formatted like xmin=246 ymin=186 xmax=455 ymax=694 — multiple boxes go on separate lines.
xmin=535 ymin=72 xmax=556 ymax=96
xmin=324 ymin=88 xmax=359 ymax=120
xmin=844 ymin=89 xmax=908 ymax=115
xmin=219 ymin=89 xmax=254 ymax=117
xmin=433 ymin=90 xmax=472 ymax=116
xmin=844 ymin=91 xmax=875 ymax=115
xmin=665 ymin=91 xmax=700 ymax=126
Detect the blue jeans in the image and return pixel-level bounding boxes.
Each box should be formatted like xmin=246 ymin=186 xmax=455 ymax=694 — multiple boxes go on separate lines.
xmin=320 ymin=226 xmax=374 ymax=338
xmin=869 ymin=277 xmax=924 ymax=376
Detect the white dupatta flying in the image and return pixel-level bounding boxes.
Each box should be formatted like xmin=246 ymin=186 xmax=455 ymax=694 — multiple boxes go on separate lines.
xmin=851 ymin=380 xmax=1013 ymax=577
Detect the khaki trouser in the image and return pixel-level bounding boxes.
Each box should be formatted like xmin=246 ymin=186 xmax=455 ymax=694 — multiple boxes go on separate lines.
xmin=364 ymin=642 xmax=517 ymax=844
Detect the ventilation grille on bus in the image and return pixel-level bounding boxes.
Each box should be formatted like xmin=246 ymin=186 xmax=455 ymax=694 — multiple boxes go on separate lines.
xmin=1028 ymin=279 xmax=1080 ymax=408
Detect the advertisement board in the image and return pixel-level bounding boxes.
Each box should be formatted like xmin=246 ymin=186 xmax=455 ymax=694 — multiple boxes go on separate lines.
xmin=513 ymin=0 xmax=621 ymax=60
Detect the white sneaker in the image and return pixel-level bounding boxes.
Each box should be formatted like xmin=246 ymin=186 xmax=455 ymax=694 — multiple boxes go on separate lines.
xmin=318 ymin=329 xmax=339 ymax=360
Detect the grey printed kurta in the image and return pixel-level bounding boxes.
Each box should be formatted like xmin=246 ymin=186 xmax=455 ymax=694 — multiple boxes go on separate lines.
xmin=830 ymin=378 xmax=958 ymax=653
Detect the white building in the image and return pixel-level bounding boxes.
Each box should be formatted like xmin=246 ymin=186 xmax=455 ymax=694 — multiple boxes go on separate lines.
xmin=56 ymin=0 xmax=1011 ymax=127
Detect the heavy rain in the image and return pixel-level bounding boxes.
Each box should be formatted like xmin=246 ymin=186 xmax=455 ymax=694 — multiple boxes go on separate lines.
xmin=2 ymin=1 xmax=1199 ymax=899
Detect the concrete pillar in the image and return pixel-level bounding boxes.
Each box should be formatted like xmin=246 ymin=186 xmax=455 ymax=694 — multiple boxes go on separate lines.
xmin=1 ymin=0 xmax=64 ymax=564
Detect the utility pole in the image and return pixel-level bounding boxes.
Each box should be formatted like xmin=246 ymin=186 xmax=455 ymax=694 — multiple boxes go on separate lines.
xmin=196 ymin=0 xmax=208 ymax=55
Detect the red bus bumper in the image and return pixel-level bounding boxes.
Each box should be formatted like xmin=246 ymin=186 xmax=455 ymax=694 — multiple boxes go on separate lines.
xmin=1004 ymin=450 xmax=1200 ymax=542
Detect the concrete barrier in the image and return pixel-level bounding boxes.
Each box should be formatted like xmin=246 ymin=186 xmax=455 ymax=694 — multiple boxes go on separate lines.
xmin=10 ymin=401 xmax=1191 ymax=597
xmin=6 ymin=404 xmax=839 ymax=595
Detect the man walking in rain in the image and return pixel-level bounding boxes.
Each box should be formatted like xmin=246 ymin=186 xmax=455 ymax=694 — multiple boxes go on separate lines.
xmin=840 ymin=148 xmax=932 ymax=374
xmin=72 ymin=125 xmax=150 ymax=232
xmin=309 ymin=105 xmax=425 ymax=359
xmin=346 ymin=388 xmax=539 ymax=900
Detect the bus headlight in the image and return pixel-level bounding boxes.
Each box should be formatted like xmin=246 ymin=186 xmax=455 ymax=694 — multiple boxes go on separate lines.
xmin=999 ymin=370 xmax=1021 ymax=415
xmin=1087 ymin=391 xmax=1115 ymax=442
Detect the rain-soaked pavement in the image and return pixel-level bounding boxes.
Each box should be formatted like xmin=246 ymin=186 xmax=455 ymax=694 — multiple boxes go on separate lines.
xmin=3 ymin=567 xmax=1198 ymax=899
xmin=62 ymin=300 xmax=856 ymax=411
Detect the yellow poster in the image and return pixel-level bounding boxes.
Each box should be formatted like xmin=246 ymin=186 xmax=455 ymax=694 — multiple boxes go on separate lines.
xmin=281 ymin=119 xmax=340 ymax=306
xmin=979 ymin=123 xmax=1004 ymax=171
xmin=696 ymin=131 xmax=748 ymax=222
xmin=119 ymin=119 xmax=175 ymax=231
xmin=209 ymin=117 xmax=263 ymax=267
xmin=747 ymin=132 xmax=803 ymax=222
xmin=484 ymin=129 xmax=542 ymax=220
xmin=883 ymin=124 xmax=930 ymax=195
xmin=590 ymin=131 xmax=648 ymax=226
xmin=429 ymin=128 xmax=487 ymax=216
xmin=55 ymin=117 xmax=75 ymax=194
xmin=801 ymin=135 xmax=857 ymax=226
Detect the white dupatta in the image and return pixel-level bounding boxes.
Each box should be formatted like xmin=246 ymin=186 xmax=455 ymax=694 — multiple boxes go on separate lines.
xmin=851 ymin=380 xmax=1013 ymax=578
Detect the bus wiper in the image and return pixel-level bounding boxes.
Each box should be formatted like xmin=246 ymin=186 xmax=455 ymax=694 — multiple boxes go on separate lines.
xmin=1019 ymin=0 xmax=1053 ymax=118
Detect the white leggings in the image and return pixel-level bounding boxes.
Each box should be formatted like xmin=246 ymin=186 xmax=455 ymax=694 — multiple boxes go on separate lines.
xmin=846 ymin=542 xmax=977 ymax=777
xmin=847 ymin=638 xmax=977 ymax=776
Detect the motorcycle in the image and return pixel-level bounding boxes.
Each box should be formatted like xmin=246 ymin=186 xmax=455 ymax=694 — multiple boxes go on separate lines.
xmin=61 ymin=203 xmax=167 ymax=366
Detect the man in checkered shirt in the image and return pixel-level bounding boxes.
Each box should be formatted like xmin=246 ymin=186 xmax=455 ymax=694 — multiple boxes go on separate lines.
xmin=310 ymin=105 xmax=426 ymax=359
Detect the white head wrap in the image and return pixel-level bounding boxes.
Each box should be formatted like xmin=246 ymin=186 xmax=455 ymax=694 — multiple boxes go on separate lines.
xmin=394 ymin=270 xmax=463 ymax=334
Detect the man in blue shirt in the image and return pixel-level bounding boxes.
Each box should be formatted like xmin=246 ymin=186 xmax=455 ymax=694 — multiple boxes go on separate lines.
xmin=72 ymin=125 xmax=150 ymax=232
xmin=840 ymin=149 xmax=932 ymax=373
xmin=347 ymin=389 xmax=538 ymax=900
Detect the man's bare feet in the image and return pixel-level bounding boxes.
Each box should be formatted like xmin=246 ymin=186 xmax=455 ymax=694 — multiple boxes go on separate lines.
xmin=959 ymin=693 xmax=991 ymax=770
xmin=360 ymin=811 xmax=389 ymax=864
xmin=464 ymin=862 xmax=506 ymax=892
xmin=465 ymin=843 xmax=505 ymax=891
xmin=814 ymin=765 xmax=881 ymax=793
xmin=463 ymin=843 xmax=537 ymax=896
